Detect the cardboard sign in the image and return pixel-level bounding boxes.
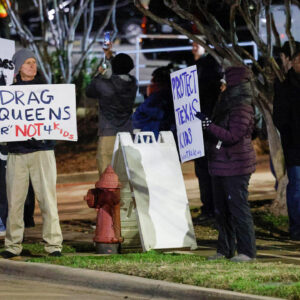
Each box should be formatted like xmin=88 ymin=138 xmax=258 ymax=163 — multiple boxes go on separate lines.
xmin=0 ymin=84 xmax=77 ymax=142
xmin=112 ymin=132 xmax=197 ymax=251
xmin=170 ymin=65 xmax=204 ymax=163
xmin=0 ymin=38 xmax=15 ymax=86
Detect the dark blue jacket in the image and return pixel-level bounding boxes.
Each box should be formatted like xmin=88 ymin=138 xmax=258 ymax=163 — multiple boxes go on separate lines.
xmin=133 ymin=89 xmax=175 ymax=138
xmin=7 ymin=74 xmax=55 ymax=154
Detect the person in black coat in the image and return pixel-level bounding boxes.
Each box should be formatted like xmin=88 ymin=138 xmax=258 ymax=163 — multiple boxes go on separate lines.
xmin=191 ymin=42 xmax=223 ymax=223
xmin=86 ymin=53 xmax=137 ymax=175
xmin=273 ymin=46 xmax=300 ymax=241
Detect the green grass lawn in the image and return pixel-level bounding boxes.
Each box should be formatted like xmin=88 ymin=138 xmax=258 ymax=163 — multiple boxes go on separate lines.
xmin=1 ymin=210 xmax=296 ymax=299
xmin=26 ymin=249 xmax=300 ymax=300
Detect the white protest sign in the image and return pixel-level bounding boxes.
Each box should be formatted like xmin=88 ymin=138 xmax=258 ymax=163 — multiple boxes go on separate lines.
xmin=170 ymin=65 xmax=204 ymax=163
xmin=0 ymin=84 xmax=77 ymax=142
xmin=0 ymin=38 xmax=15 ymax=86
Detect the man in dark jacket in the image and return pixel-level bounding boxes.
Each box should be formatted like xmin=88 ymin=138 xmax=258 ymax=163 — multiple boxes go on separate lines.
xmin=273 ymin=46 xmax=300 ymax=241
xmin=86 ymin=53 xmax=137 ymax=174
xmin=1 ymin=49 xmax=63 ymax=258
xmin=191 ymin=42 xmax=223 ymax=223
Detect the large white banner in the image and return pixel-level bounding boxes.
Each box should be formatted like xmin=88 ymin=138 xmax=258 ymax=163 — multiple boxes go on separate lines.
xmin=0 ymin=38 xmax=15 ymax=86
xmin=0 ymin=84 xmax=77 ymax=142
xmin=170 ymin=65 xmax=204 ymax=163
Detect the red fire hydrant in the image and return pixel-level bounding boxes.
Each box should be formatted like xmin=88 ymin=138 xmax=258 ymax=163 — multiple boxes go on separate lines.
xmin=84 ymin=165 xmax=123 ymax=254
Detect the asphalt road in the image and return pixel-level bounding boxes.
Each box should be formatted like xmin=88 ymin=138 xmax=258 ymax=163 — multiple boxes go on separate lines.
xmin=0 ymin=273 xmax=147 ymax=300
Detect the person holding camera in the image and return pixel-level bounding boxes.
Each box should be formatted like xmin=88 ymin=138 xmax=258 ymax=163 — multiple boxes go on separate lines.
xmin=86 ymin=38 xmax=137 ymax=174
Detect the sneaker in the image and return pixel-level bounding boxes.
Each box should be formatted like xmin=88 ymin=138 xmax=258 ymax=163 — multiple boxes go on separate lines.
xmin=207 ymin=252 xmax=225 ymax=260
xmin=0 ymin=251 xmax=18 ymax=259
xmin=193 ymin=213 xmax=214 ymax=225
xmin=0 ymin=230 xmax=6 ymax=237
xmin=48 ymin=251 xmax=62 ymax=257
xmin=230 ymin=254 xmax=254 ymax=262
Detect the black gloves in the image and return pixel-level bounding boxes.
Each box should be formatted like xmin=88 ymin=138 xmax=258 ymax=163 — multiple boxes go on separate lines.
xmin=195 ymin=111 xmax=212 ymax=129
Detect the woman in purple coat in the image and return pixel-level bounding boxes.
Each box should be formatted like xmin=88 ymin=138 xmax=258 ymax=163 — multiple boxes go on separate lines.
xmin=196 ymin=66 xmax=256 ymax=262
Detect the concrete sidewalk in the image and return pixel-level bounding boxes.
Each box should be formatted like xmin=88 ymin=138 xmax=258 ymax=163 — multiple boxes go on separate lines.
xmin=33 ymin=163 xmax=276 ymax=224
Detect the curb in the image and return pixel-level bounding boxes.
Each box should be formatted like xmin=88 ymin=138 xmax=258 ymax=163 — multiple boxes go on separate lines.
xmin=0 ymin=260 xmax=280 ymax=300
xmin=57 ymin=171 xmax=98 ymax=184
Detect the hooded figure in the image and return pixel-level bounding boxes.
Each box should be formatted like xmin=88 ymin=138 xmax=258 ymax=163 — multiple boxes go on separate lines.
xmin=132 ymin=65 xmax=175 ymax=139
xmin=86 ymin=53 xmax=137 ymax=174
xmin=195 ymin=66 xmax=256 ymax=262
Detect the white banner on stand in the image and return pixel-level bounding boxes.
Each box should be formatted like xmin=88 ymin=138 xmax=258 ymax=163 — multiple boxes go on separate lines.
xmin=0 ymin=84 xmax=77 ymax=142
xmin=0 ymin=38 xmax=15 ymax=86
xmin=170 ymin=65 xmax=204 ymax=163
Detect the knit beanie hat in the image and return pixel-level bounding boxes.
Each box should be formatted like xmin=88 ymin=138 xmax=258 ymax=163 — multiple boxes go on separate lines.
xmin=111 ymin=53 xmax=134 ymax=75
xmin=12 ymin=49 xmax=36 ymax=76
xmin=225 ymin=66 xmax=251 ymax=87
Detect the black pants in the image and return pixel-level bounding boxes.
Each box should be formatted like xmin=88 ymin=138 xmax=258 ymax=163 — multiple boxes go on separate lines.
xmin=211 ymin=175 xmax=256 ymax=258
xmin=0 ymin=146 xmax=7 ymax=226
xmin=24 ymin=181 xmax=35 ymax=228
xmin=194 ymin=157 xmax=214 ymax=215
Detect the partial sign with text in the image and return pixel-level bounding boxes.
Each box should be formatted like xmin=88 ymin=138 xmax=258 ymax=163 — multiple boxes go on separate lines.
xmin=170 ymin=65 xmax=204 ymax=163
xmin=0 ymin=38 xmax=15 ymax=86
xmin=0 ymin=84 xmax=77 ymax=142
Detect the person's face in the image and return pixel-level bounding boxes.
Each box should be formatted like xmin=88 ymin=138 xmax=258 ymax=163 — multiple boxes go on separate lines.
xmin=192 ymin=42 xmax=205 ymax=61
xmin=292 ymin=53 xmax=300 ymax=74
xmin=19 ymin=58 xmax=37 ymax=80
xmin=280 ymin=53 xmax=291 ymax=73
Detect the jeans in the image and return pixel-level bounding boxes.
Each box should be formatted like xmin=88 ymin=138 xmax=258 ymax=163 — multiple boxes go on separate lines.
xmin=0 ymin=217 xmax=5 ymax=231
xmin=287 ymin=166 xmax=300 ymax=238
xmin=211 ymin=175 xmax=256 ymax=258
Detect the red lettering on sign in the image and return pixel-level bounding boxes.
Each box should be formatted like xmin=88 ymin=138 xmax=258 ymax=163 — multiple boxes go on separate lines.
xmin=16 ymin=125 xmax=27 ymax=137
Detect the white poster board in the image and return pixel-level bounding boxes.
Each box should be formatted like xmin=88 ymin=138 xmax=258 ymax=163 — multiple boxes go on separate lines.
xmin=0 ymin=38 xmax=15 ymax=86
xmin=112 ymin=132 xmax=197 ymax=252
xmin=0 ymin=84 xmax=77 ymax=142
xmin=170 ymin=65 xmax=204 ymax=163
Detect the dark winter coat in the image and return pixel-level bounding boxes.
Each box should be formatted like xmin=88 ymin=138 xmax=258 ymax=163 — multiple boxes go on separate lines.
xmin=206 ymin=81 xmax=256 ymax=176
xmin=194 ymin=54 xmax=223 ymax=168
xmin=86 ymin=73 xmax=137 ymax=136
xmin=195 ymin=54 xmax=223 ymax=117
xmin=7 ymin=74 xmax=55 ymax=154
xmin=132 ymin=89 xmax=175 ymax=138
xmin=273 ymin=68 xmax=300 ymax=166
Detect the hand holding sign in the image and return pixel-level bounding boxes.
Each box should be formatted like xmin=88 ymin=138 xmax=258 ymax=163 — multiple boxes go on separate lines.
xmin=170 ymin=65 xmax=204 ymax=162
xmin=195 ymin=111 xmax=212 ymax=129
xmin=0 ymin=84 xmax=77 ymax=142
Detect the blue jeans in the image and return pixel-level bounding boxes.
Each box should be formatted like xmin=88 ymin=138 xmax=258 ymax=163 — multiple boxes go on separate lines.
xmin=0 ymin=217 xmax=5 ymax=231
xmin=287 ymin=166 xmax=300 ymax=238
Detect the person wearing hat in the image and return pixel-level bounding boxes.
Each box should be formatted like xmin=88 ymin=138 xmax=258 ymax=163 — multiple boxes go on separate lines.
xmin=86 ymin=53 xmax=137 ymax=174
xmin=273 ymin=42 xmax=300 ymax=241
xmin=132 ymin=65 xmax=175 ymax=139
xmin=191 ymin=41 xmax=223 ymax=224
xmin=0 ymin=49 xmax=63 ymax=259
xmin=195 ymin=66 xmax=257 ymax=262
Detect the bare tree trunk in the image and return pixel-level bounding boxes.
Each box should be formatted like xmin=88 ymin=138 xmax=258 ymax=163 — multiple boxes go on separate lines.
xmin=264 ymin=107 xmax=288 ymax=215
